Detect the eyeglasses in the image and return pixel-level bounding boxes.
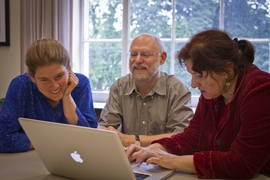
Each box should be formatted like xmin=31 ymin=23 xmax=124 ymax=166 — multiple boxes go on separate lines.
xmin=128 ymin=52 xmax=160 ymax=59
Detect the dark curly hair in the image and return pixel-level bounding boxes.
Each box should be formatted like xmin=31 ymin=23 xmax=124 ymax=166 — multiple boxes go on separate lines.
xmin=177 ymin=29 xmax=255 ymax=80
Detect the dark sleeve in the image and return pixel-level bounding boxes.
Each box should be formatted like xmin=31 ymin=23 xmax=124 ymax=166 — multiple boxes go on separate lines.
xmin=193 ymin=83 xmax=270 ymax=179
xmin=0 ymin=76 xmax=32 ymax=152
xmin=72 ymin=73 xmax=97 ymax=128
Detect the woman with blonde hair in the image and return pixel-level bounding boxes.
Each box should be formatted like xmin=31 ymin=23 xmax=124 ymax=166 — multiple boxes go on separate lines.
xmin=0 ymin=39 xmax=97 ymax=153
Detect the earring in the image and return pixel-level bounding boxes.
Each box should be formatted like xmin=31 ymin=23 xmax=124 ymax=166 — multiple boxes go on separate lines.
xmin=226 ymin=82 xmax=230 ymax=86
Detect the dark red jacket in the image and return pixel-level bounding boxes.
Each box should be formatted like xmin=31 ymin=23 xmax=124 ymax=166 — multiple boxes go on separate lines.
xmin=153 ymin=65 xmax=270 ymax=179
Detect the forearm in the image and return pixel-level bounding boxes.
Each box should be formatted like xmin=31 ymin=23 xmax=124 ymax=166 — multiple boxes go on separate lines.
xmin=149 ymin=149 xmax=195 ymax=174
xmin=125 ymin=133 xmax=177 ymax=147
xmin=139 ymin=133 xmax=176 ymax=147
xmin=62 ymin=95 xmax=78 ymax=125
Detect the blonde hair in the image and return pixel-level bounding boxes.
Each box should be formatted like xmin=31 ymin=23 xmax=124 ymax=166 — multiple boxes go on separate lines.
xmin=25 ymin=38 xmax=70 ymax=76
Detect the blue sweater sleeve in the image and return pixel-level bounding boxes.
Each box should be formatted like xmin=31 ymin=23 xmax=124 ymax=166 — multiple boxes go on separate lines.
xmin=0 ymin=75 xmax=32 ymax=152
xmin=70 ymin=73 xmax=97 ymax=128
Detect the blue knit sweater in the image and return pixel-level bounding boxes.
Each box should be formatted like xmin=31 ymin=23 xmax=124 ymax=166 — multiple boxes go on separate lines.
xmin=0 ymin=73 xmax=97 ymax=152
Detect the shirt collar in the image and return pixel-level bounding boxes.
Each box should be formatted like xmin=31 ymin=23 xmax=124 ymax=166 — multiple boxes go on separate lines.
xmin=125 ymin=73 xmax=166 ymax=96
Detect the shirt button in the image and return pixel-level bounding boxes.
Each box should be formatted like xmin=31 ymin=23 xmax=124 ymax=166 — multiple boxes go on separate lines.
xmin=216 ymin=139 xmax=221 ymax=146
xmin=143 ymin=103 xmax=146 ymax=106
xmin=142 ymin=121 xmax=145 ymax=124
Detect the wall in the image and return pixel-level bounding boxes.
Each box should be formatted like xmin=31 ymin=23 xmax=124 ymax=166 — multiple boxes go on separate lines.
xmin=0 ymin=0 xmax=20 ymax=98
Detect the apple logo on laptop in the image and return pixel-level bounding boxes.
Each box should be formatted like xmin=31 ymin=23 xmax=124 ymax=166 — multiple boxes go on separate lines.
xmin=70 ymin=151 xmax=84 ymax=163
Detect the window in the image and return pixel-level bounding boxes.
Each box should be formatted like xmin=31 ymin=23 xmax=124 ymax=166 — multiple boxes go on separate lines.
xmin=73 ymin=0 xmax=270 ymax=107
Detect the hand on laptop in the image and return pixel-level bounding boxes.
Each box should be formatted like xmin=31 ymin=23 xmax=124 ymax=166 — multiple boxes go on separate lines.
xmin=125 ymin=143 xmax=179 ymax=170
xmin=126 ymin=143 xmax=164 ymax=163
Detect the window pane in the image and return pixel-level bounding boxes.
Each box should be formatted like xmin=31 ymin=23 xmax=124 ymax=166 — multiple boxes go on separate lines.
xmin=253 ymin=43 xmax=270 ymax=72
xmin=85 ymin=0 xmax=123 ymax=39
xmin=84 ymin=0 xmax=123 ymax=91
xmin=86 ymin=42 xmax=122 ymax=91
xmin=175 ymin=0 xmax=220 ymax=38
xmin=224 ymin=0 xmax=270 ymax=75
xmin=130 ymin=0 xmax=172 ymax=38
xmin=160 ymin=42 xmax=171 ymax=73
xmin=175 ymin=43 xmax=200 ymax=96
xmin=224 ymin=0 xmax=270 ymax=38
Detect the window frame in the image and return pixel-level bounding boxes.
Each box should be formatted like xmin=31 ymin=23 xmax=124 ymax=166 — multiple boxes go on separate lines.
xmin=73 ymin=0 xmax=270 ymax=109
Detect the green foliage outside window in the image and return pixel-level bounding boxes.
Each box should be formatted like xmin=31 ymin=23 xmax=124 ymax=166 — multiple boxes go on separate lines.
xmin=84 ymin=0 xmax=270 ymax=96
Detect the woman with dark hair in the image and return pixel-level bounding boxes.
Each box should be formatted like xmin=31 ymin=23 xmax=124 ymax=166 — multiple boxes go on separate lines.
xmin=126 ymin=29 xmax=270 ymax=179
xmin=0 ymin=39 xmax=97 ymax=153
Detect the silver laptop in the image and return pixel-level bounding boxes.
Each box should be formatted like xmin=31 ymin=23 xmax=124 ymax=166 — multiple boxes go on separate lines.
xmin=18 ymin=117 xmax=175 ymax=180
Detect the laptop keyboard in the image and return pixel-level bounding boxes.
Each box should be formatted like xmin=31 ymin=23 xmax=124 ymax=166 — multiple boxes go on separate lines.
xmin=134 ymin=172 xmax=150 ymax=180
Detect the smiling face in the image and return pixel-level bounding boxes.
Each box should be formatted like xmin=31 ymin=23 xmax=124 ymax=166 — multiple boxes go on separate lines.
xmin=29 ymin=63 xmax=70 ymax=105
xmin=185 ymin=59 xmax=228 ymax=99
xmin=129 ymin=34 xmax=166 ymax=82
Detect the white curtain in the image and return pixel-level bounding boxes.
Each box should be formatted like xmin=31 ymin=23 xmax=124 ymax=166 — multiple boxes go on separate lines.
xmin=20 ymin=0 xmax=73 ymax=73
